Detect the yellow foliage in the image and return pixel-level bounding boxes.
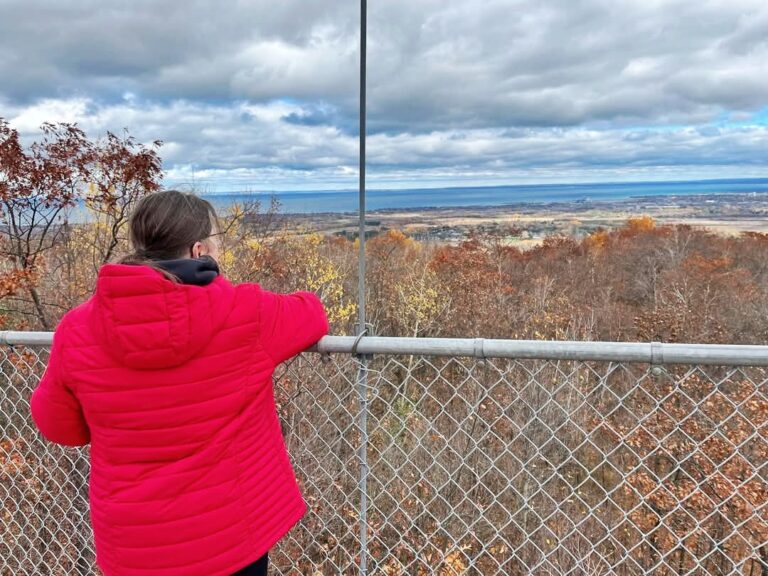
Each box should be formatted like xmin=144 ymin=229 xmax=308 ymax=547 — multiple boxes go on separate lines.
xmin=295 ymin=235 xmax=356 ymax=326
xmin=584 ymin=229 xmax=610 ymax=252
xmin=395 ymin=268 xmax=442 ymax=336
xmin=226 ymin=203 xmax=245 ymax=220
xmin=383 ymin=229 xmax=413 ymax=247
xmin=217 ymin=249 xmax=236 ymax=271
xmin=626 ymin=215 xmax=655 ymax=232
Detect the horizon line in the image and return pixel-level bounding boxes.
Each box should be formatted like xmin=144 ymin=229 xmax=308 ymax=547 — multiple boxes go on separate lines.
xmin=193 ymin=175 xmax=768 ymax=196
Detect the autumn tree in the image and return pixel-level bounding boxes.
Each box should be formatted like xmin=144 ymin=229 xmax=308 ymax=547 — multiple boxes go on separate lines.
xmin=0 ymin=118 xmax=162 ymax=328
xmin=0 ymin=120 xmax=93 ymax=329
xmin=83 ymin=130 xmax=162 ymax=266
xmin=364 ymin=230 xmax=447 ymax=337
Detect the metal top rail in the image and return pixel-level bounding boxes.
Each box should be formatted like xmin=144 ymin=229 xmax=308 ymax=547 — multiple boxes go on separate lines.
xmin=2 ymin=331 xmax=768 ymax=365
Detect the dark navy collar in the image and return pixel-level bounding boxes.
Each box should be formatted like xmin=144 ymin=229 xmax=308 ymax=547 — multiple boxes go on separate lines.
xmin=153 ymin=255 xmax=220 ymax=286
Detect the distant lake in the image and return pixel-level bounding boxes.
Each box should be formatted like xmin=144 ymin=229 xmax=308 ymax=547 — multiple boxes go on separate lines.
xmin=201 ymin=178 xmax=768 ymax=214
xmin=65 ymin=178 xmax=768 ymax=221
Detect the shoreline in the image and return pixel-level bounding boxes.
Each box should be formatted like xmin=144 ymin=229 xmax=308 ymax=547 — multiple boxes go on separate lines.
xmin=273 ymin=191 xmax=768 ymax=245
xmin=277 ymin=190 xmax=768 ymax=216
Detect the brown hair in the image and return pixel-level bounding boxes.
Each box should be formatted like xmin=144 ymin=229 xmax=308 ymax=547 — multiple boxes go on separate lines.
xmin=119 ymin=190 xmax=221 ymax=281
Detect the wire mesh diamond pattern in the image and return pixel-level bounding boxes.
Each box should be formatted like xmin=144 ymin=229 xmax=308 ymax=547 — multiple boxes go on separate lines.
xmin=2 ymin=344 xmax=767 ymax=575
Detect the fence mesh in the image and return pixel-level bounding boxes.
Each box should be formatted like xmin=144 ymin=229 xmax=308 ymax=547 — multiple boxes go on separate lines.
xmin=1 ymin=344 xmax=767 ymax=575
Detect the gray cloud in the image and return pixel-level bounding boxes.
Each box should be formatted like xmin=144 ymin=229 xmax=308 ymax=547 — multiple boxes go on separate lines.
xmin=1 ymin=0 xmax=767 ymax=186
xmin=0 ymin=0 xmax=356 ymax=101
xmin=2 ymin=0 xmax=767 ymax=127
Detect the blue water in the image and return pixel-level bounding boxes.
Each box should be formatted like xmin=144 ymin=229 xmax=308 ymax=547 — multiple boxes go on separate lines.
xmin=201 ymin=178 xmax=768 ymax=214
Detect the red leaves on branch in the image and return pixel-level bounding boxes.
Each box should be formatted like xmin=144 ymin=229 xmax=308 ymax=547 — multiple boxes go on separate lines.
xmin=0 ymin=117 xmax=162 ymax=328
xmin=0 ymin=120 xmax=92 ymax=207
xmin=87 ymin=130 xmax=162 ymax=213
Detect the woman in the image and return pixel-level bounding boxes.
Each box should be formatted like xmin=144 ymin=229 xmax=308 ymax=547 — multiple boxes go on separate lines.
xmin=30 ymin=190 xmax=329 ymax=575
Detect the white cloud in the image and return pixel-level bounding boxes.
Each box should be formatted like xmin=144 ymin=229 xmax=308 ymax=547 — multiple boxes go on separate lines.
xmin=7 ymin=97 xmax=768 ymax=191
xmin=9 ymin=98 xmax=91 ymax=133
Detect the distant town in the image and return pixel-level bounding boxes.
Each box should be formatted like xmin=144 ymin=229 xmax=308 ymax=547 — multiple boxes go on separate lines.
xmin=280 ymin=191 xmax=768 ymax=247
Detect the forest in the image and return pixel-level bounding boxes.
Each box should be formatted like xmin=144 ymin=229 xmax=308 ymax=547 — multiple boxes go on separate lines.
xmin=2 ymin=119 xmax=768 ymax=345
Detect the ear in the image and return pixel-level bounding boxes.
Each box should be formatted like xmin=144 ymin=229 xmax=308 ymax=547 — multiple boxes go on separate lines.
xmin=191 ymin=241 xmax=204 ymax=258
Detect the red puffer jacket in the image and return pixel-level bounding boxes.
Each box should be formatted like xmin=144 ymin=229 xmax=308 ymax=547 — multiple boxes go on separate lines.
xmin=30 ymin=262 xmax=329 ymax=576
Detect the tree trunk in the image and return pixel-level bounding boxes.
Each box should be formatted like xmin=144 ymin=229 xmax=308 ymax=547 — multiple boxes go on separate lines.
xmin=28 ymin=286 xmax=50 ymax=330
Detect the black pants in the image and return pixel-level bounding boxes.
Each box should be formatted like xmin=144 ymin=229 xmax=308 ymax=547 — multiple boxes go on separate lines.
xmin=232 ymin=553 xmax=268 ymax=575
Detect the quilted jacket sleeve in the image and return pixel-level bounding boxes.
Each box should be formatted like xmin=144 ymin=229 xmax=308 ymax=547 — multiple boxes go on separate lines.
xmin=258 ymin=289 xmax=330 ymax=365
xmin=30 ymin=320 xmax=90 ymax=447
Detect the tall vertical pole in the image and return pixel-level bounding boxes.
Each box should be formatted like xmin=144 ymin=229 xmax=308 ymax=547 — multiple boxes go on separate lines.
xmin=358 ymin=0 xmax=367 ymax=332
xmin=357 ymin=0 xmax=369 ymax=574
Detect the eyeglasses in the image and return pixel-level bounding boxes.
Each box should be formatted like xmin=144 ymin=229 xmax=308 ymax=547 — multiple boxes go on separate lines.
xmin=189 ymin=231 xmax=225 ymax=256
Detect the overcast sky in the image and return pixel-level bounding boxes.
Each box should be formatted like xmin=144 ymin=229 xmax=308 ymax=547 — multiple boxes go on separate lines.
xmin=2 ymin=0 xmax=768 ymax=191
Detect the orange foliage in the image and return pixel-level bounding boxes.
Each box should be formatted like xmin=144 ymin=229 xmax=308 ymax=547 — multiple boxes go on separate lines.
xmin=625 ymin=215 xmax=656 ymax=232
xmin=682 ymin=254 xmax=732 ymax=274
xmin=584 ymin=228 xmax=610 ymax=252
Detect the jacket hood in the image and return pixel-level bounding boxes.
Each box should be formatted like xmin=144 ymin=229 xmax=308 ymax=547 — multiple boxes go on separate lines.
xmin=153 ymin=255 xmax=220 ymax=286
xmin=92 ymin=261 xmax=236 ymax=370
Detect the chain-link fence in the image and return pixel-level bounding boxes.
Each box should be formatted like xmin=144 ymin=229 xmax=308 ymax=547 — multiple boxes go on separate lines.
xmin=1 ymin=334 xmax=767 ymax=575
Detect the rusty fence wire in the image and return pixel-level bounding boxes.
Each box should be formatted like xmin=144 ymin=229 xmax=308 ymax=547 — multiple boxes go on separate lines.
xmin=1 ymin=334 xmax=767 ymax=575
